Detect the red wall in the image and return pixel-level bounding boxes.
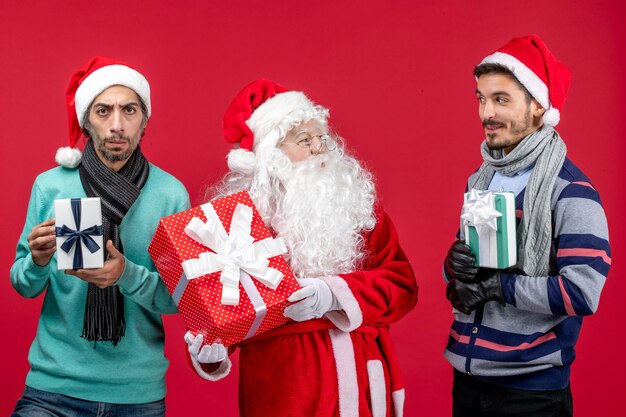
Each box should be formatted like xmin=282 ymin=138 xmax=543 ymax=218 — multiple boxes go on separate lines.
xmin=1 ymin=1 xmax=624 ymax=415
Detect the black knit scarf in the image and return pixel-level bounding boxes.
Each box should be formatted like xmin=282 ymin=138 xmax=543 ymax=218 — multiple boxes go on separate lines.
xmin=79 ymin=139 xmax=150 ymax=346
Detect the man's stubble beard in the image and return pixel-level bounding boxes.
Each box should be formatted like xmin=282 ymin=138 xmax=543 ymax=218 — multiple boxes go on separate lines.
xmin=84 ymin=122 xmax=144 ymax=163
xmin=97 ymin=135 xmax=139 ymax=162
xmin=485 ymin=107 xmax=533 ymax=151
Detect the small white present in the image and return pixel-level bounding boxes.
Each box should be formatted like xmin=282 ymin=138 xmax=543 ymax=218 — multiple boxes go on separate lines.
xmin=55 ymin=197 xmax=104 ymax=270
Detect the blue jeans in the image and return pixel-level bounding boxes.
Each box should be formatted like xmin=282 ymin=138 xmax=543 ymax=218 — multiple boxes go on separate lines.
xmin=12 ymin=386 xmax=166 ymax=417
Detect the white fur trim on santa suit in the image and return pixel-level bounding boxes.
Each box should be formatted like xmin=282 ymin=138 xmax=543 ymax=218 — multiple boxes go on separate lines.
xmin=367 ymin=359 xmax=387 ymax=417
xmin=321 ymin=275 xmax=363 ymax=332
xmin=191 ymin=355 xmax=232 ymax=381
xmin=329 ymin=329 xmax=360 ymax=417
xmin=75 ymin=64 xmax=151 ymax=127
xmin=55 ymin=146 xmax=82 ymax=168
xmin=480 ymin=51 xmax=560 ymax=126
xmin=392 ymin=389 xmax=405 ymax=417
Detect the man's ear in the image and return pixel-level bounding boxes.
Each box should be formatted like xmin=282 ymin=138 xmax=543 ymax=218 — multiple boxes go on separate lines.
xmin=82 ymin=128 xmax=91 ymax=138
xmin=532 ymin=99 xmax=546 ymax=121
xmin=140 ymin=118 xmax=148 ymax=138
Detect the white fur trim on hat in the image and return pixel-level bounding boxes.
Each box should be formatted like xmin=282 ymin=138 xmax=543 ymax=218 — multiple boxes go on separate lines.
xmin=246 ymin=91 xmax=320 ymax=149
xmin=480 ymin=51 xmax=559 ymax=126
xmin=227 ymin=148 xmax=257 ymax=175
xmin=480 ymin=52 xmax=550 ymax=108
xmin=75 ymin=64 xmax=151 ymax=127
xmin=542 ymin=107 xmax=560 ymax=126
xmin=55 ymin=146 xmax=82 ymax=168
xmin=229 ymin=90 xmax=328 ymax=175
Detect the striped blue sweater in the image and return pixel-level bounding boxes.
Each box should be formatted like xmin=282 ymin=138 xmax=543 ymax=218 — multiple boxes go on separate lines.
xmin=444 ymin=157 xmax=611 ymax=390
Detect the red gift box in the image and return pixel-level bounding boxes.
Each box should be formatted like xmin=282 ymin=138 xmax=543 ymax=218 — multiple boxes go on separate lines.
xmin=148 ymin=191 xmax=299 ymax=347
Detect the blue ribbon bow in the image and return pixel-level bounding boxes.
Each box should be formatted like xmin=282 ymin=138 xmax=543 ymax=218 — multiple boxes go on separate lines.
xmin=55 ymin=198 xmax=103 ymax=269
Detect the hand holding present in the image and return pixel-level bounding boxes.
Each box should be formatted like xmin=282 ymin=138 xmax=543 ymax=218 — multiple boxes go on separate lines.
xmin=284 ymin=278 xmax=341 ymax=321
xmin=28 ymin=218 xmax=57 ymax=266
xmin=65 ymin=240 xmax=125 ymax=288
xmin=185 ymin=331 xmax=227 ymax=364
xmin=446 ymin=270 xmax=504 ymax=314
xmin=444 ymin=240 xmax=479 ymax=283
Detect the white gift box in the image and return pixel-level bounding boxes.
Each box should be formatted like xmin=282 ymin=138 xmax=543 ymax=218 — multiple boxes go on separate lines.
xmin=54 ymin=197 xmax=104 ymax=270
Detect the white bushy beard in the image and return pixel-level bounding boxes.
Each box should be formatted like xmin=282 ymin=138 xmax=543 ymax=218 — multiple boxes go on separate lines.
xmin=219 ymin=148 xmax=377 ymax=278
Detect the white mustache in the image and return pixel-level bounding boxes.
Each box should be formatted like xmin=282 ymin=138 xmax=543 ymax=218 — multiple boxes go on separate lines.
xmin=292 ymin=153 xmax=333 ymax=172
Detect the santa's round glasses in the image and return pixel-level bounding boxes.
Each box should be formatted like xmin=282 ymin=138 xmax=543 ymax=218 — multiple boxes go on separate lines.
xmin=281 ymin=133 xmax=337 ymax=152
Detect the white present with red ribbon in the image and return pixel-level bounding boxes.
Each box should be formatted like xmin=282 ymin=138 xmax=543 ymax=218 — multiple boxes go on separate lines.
xmin=149 ymin=191 xmax=299 ymax=347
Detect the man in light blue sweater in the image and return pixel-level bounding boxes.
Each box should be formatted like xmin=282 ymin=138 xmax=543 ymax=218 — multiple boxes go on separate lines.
xmin=443 ymin=35 xmax=610 ymax=416
xmin=10 ymin=57 xmax=189 ymax=416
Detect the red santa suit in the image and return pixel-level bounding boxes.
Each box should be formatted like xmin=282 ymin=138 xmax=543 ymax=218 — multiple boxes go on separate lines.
xmin=189 ymin=207 xmax=417 ymax=417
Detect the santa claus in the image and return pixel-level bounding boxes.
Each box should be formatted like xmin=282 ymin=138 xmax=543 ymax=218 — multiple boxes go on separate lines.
xmin=185 ymin=80 xmax=417 ymax=417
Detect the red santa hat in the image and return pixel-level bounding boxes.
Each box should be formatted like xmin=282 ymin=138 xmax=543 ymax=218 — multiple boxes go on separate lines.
xmin=479 ymin=34 xmax=571 ymax=126
xmin=56 ymin=56 xmax=151 ymax=168
xmin=223 ymin=79 xmax=327 ymax=174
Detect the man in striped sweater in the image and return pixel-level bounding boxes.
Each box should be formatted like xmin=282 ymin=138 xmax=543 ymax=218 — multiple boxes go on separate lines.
xmin=443 ymin=35 xmax=611 ymax=417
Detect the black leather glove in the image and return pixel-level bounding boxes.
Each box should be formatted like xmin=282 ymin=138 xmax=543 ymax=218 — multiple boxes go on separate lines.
xmin=444 ymin=240 xmax=479 ymax=283
xmin=446 ymin=270 xmax=504 ymax=314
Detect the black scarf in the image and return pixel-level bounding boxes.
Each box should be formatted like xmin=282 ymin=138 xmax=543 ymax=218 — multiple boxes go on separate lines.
xmin=79 ymin=139 xmax=150 ymax=346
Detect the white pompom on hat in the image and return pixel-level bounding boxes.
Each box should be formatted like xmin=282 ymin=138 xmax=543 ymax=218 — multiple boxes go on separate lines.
xmin=57 ymin=56 xmax=151 ymax=168
xmin=478 ymin=34 xmax=571 ymax=126
xmin=223 ymin=79 xmax=323 ymax=174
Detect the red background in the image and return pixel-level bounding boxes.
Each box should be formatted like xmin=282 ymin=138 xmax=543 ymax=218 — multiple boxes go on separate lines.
xmin=1 ymin=1 xmax=624 ymax=416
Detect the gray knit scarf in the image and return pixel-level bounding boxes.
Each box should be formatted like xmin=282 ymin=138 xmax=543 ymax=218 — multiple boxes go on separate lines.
xmin=469 ymin=125 xmax=566 ymax=276
xmin=79 ymin=139 xmax=149 ymax=346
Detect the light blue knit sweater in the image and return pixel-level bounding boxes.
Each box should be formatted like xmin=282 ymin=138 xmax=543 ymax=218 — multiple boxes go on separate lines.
xmin=11 ymin=164 xmax=189 ymax=403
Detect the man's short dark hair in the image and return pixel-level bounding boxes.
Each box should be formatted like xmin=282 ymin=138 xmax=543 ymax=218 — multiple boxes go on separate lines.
xmin=474 ymin=63 xmax=534 ymax=104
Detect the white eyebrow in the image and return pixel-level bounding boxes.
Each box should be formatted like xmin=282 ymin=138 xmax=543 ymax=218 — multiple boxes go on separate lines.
xmin=294 ymin=129 xmax=326 ymax=137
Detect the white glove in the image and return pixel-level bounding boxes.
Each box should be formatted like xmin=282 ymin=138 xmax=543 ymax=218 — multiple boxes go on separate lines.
xmin=284 ymin=278 xmax=341 ymax=322
xmin=184 ymin=331 xmax=227 ymax=364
